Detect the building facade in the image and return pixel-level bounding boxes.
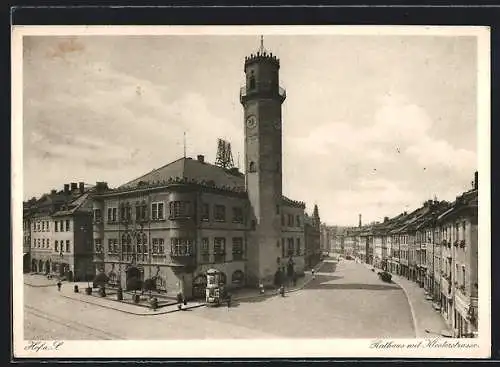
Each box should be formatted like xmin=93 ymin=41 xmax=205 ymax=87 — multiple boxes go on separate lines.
xmin=26 ymin=182 xmax=95 ymax=281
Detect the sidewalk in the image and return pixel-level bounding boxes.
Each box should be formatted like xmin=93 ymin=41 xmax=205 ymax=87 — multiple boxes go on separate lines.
xmin=58 ymin=282 xmax=204 ymax=316
xmin=389 ymin=273 xmax=451 ymax=338
xmin=24 ymin=273 xmax=65 ymax=287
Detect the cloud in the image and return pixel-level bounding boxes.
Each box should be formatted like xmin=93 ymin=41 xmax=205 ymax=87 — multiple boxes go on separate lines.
xmin=23 ymin=42 xmax=242 ymax=198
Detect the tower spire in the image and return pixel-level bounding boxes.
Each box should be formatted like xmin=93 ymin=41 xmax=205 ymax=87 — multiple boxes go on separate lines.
xmin=259 ymin=35 xmax=264 ymax=53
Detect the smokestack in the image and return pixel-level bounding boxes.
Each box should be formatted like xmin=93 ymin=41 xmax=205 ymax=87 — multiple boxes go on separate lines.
xmin=358 ymin=214 xmax=362 ymax=228
xmin=474 ymin=171 xmax=478 ymax=190
xmin=197 ymin=155 xmax=205 ymax=163
xmin=79 ymin=182 xmax=85 ymax=193
xmin=64 ymin=184 xmax=70 ymax=193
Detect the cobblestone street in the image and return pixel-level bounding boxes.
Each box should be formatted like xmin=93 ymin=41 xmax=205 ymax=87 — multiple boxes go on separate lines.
xmin=23 ymin=260 xmax=423 ymax=340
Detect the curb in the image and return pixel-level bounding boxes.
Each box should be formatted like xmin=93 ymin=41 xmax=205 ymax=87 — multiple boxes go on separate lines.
xmin=24 ymin=283 xmax=57 ymax=288
xmin=390 ymin=276 xmax=419 ymax=338
xmin=59 ymin=294 xmax=205 ymax=316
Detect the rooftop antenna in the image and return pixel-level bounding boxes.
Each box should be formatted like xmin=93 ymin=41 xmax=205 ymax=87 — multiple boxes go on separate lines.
xmin=183 ymin=131 xmax=186 ymax=158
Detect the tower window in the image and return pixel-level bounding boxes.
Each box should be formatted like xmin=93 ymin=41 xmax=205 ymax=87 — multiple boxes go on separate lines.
xmin=249 ymin=161 xmax=256 ymax=172
xmin=249 ymin=71 xmax=256 ymax=89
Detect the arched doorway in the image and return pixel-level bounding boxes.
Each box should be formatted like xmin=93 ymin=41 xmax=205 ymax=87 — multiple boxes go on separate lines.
xmin=126 ymin=266 xmax=142 ymax=291
xmin=38 ymin=259 xmax=43 ymax=273
xmin=232 ymin=270 xmax=245 ymax=288
xmin=192 ymin=274 xmax=207 ymax=300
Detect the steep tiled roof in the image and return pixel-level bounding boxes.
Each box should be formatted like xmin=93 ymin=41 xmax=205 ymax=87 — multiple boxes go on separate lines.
xmin=120 ymin=157 xmax=245 ymax=191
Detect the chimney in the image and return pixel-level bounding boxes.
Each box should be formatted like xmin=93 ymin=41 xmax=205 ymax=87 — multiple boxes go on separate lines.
xmin=358 ymin=214 xmax=362 ymax=228
xmin=96 ymin=181 xmax=108 ymax=193
xmin=64 ymin=184 xmax=70 ymax=193
xmin=50 ymin=189 xmax=57 ymax=195
xmin=197 ymin=155 xmax=205 ymax=163
xmin=79 ymin=182 xmax=85 ymax=193
xmin=70 ymin=182 xmax=78 ymax=192
xmin=384 ymin=216 xmax=389 ymax=223
xmin=474 ymin=171 xmax=478 ymax=190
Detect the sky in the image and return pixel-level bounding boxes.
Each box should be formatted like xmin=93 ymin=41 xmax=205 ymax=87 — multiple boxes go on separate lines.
xmin=22 ymin=33 xmax=478 ymax=226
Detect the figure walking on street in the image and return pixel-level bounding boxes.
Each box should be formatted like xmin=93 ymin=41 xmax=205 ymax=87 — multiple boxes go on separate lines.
xmin=312 ymin=269 xmax=316 ymax=280
xmin=57 ymin=281 xmax=62 ymax=292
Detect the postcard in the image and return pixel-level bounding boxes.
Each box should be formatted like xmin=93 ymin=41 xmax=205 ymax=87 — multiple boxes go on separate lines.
xmin=12 ymin=24 xmax=491 ymax=359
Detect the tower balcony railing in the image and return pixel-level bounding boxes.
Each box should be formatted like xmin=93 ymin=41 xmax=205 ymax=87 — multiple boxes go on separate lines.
xmin=239 ymin=85 xmax=286 ymax=103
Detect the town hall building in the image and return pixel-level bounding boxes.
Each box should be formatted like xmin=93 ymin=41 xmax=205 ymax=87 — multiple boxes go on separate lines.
xmin=86 ymin=40 xmax=318 ymax=299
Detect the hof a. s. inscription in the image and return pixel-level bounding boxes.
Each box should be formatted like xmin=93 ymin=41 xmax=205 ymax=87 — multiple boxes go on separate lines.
xmin=370 ymin=338 xmax=479 ymax=350
xmin=24 ymin=340 xmax=64 ymax=352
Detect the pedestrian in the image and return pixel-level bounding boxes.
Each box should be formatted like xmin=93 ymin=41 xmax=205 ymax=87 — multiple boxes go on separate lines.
xmin=312 ymin=269 xmax=316 ymax=280
xmin=227 ymin=293 xmax=232 ymax=308
xmin=57 ymin=281 xmax=62 ymax=292
xmin=259 ymin=280 xmax=264 ymax=295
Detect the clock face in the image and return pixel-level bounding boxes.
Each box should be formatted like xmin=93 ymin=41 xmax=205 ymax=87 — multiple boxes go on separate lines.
xmin=273 ymin=120 xmax=281 ymax=130
xmin=246 ymin=116 xmax=257 ymax=129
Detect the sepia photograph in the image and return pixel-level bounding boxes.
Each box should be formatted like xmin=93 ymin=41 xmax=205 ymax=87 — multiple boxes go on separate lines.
xmin=12 ymin=25 xmax=490 ymax=358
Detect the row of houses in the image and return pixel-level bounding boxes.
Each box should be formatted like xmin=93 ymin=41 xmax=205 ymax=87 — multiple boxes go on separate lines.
xmin=323 ymin=172 xmax=479 ymax=338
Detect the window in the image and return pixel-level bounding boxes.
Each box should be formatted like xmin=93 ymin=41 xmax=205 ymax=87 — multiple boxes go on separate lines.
xmin=287 ymin=238 xmax=294 ymax=256
xmin=37 ymin=222 xmax=40 ymax=231
xmin=95 ymin=239 xmax=102 ymax=253
xmin=120 ymin=205 xmax=126 ymax=222
xmin=42 ymin=222 xmax=45 ymax=231
xmin=462 ymin=266 xmax=466 ymax=288
xmin=93 ymin=209 xmax=102 ymax=223
xmin=47 ymin=239 xmax=50 ymax=249
xmin=108 ymin=239 xmax=114 ymax=253
xmin=107 ymin=207 xmax=117 ymax=222
xmin=201 ymin=238 xmax=209 ymax=263
xmin=169 ymin=201 xmax=191 ymax=219
xmin=152 ymin=238 xmax=164 ymax=254
xmin=281 ymin=238 xmax=285 ymax=258
xmin=296 ymin=238 xmax=301 ymax=256
xmin=170 ymin=238 xmax=194 ymax=256
xmin=55 ymin=240 xmax=59 ymax=252
xmin=60 ymin=220 xmax=64 ymax=232
xmin=232 ymin=237 xmax=243 ymax=260
xmin=288 ymin=214 xmax=294 ymax=227
xmin=214 ymin=237 xmax=226 ymax=262
xmin=200 ymin=203 xmax=209 ymax=221
xmin=276 ymin=205 xmax=280 ymax=214
xmin=249 ymin=161 xmax=256 ymax=172
xmin=249 ymin=74 xmax=256 ymax=89
xmin=65 ymin=220 xmax=70 ymax=232
xmin=232 ymin=207 xmax=243 ymax=223
xmin=152 ymin=202 xmax=165 ymax=220
xmin=66 ymin=240 xmax=70 ymax=253
xmin=296 ymin=215 xmax=301 ymax=227
xmin=42 ymin=239 xmax=45 ymax=247
xmin=214 ymin=205 xmax=226 ymax=222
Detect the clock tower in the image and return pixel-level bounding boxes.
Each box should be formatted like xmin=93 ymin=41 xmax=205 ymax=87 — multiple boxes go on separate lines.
xmin=240 ymin=37 xmax=286 ymax=286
